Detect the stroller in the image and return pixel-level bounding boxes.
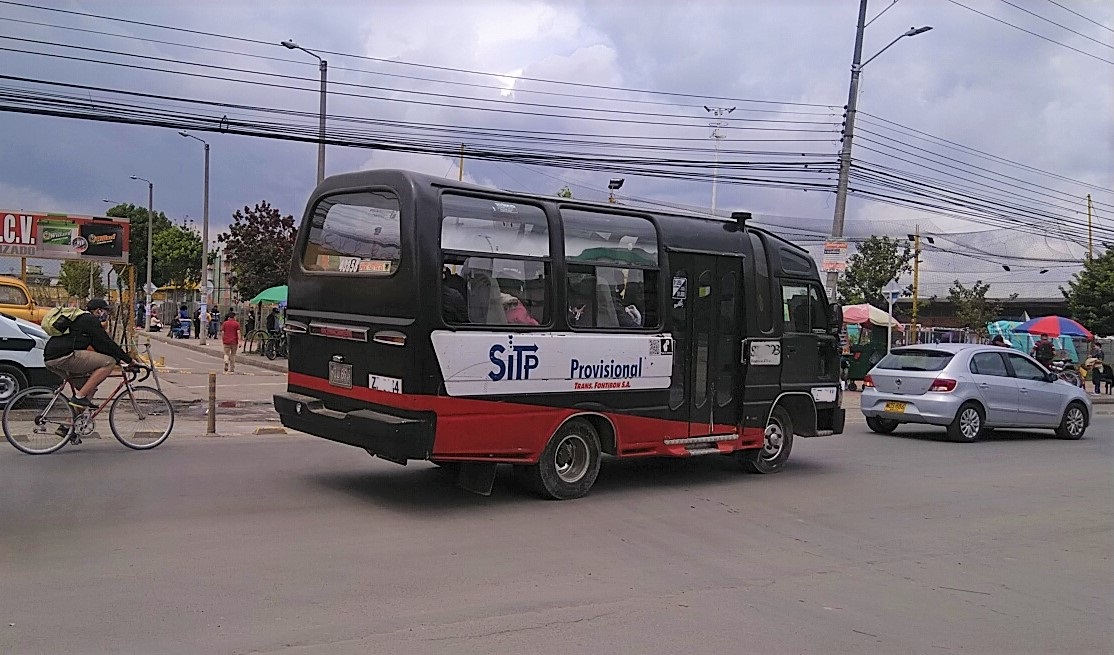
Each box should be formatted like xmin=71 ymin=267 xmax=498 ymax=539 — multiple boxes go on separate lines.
xmin=170 ymin=317 xmax=192 ymax=339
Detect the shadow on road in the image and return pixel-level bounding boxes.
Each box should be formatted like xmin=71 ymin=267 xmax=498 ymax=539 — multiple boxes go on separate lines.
xmin=306 ymin=452 xmax=837 ymax=511
xmin=877 ymin=427 xmax=1073 ymax=443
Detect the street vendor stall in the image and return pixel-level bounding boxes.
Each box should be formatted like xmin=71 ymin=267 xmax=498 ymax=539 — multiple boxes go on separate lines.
xmin=842 ymin=303 xmax=904 ymax=384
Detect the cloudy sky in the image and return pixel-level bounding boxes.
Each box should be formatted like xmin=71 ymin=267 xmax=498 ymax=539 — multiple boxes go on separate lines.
xmin=0 ymin=0 xmax=1111 ymax=298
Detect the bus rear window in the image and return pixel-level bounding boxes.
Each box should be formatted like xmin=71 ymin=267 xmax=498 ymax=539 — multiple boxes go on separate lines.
xmin=302 ymin=191 xmax=401 ymax=274
xmin=876 ymin=350 xmax=954 ymax=371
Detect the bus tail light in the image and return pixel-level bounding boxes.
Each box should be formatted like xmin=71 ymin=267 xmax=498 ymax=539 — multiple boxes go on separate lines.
xmin=373 ymin=331 xmax=407 ymax=347
xmin=930 ymin=378 xmax=957 ymax=392
xmin=862 ymin=374 xmax=874 ymax=388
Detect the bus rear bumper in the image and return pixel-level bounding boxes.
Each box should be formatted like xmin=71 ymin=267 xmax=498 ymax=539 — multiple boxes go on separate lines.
xmin=274 ymin=392 xmax=436 ymax=463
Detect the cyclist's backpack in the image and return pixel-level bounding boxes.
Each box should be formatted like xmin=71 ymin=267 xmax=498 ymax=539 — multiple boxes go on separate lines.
xmin=41 ymin=306 xmax=88 ymax=337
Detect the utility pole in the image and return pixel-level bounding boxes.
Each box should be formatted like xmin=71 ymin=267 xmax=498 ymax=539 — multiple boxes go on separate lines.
xmin=910 ymin=224 xmax=920 ymax=345
xmin=704 ymin=106 xmax=735 ymax=216
xmin=459 ymin=144 xmax=465 ymax=181
xmin=826 ymin=0 xmax=869 ymax=300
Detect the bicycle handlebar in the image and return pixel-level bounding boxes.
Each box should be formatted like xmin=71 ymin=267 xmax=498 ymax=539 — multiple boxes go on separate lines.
xmin=123 ymin=362 xmax=152 ymax=383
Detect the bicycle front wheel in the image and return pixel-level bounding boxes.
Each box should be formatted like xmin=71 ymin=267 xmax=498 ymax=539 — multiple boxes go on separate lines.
xmin=3 ymin=387 xmax=74 ymax=455
xmin=109 ymin=386 xmax=175 ymax=450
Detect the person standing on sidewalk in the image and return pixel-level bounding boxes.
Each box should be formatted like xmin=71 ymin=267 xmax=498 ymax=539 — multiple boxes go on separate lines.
xmin=221 ymin=310 xmax=241 ymax=373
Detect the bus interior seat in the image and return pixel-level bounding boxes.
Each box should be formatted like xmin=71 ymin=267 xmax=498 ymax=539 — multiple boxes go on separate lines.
xmin=466 ymin=270 xmax=506 ymax=324
xmin=595 ymin=282 xmax=620 ymax=327
xmin=789 ymin=296 xmax=809 ymax=332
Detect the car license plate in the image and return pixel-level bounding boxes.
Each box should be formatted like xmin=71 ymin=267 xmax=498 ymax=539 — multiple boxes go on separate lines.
xmin=328 ymin=361 xmax=353 ymax=389
xmin=884 ymin=401 xmax=907 ymax=413
xmin=369 ymin=374 xmax=402 ymax=394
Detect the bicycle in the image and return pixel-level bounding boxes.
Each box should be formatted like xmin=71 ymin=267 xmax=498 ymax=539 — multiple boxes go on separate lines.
xmin=264 ymin=332 xmax=288 ymax=360
xmin=1048 ymin=359 xmax=1083 ymax=387
xmin=3 ymin=362 xmax=174 ymax=455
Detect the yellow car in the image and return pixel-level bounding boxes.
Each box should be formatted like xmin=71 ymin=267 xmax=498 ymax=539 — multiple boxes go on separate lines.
xmin=0 ymin=276 xmax=50 ymax=323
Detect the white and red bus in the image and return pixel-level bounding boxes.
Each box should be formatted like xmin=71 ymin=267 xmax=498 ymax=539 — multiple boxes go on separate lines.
xmin=274 ymin=169 xmax=845 ymax=499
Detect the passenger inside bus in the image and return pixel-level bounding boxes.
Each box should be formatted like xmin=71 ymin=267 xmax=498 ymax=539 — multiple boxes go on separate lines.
xmin=441 ymin=266 xmax=469 ymax=324
xmin=501 ymin=293 xmax=539 ymax=326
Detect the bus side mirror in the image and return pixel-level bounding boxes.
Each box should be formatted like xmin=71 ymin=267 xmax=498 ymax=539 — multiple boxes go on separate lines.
xmin=829 ymin=302 xmax=843 ymax=334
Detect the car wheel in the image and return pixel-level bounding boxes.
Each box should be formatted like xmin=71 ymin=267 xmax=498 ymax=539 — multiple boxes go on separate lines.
xmin=946 ymin=402 xmax=985 ymax=443
xmin=1054 ymin=402 xmax=1087 ymax=440
xmin=738 ymin=407 xmax=794 ymax=473
xmin=0 ymin=364 xmax=27 ymax=405
xmin=865 ymin=416 xmax=899 ymax=434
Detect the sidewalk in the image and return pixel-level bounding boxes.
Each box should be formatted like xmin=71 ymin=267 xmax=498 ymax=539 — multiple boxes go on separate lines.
xmin=139 ymin=330 xmax=287 ymax=374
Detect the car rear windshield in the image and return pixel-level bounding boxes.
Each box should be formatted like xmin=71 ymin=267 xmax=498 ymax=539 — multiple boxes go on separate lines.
xmin=875 ymin=349 xmax=954 ymax=372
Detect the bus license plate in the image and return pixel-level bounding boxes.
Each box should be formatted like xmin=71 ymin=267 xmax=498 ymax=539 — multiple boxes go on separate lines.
xmin=328 ymin=361 xmax=353 ymax=389
xmin=370 ymin=374 xmax=402 ymax=394
xmin=884 ymin=401 xmax=907 ymax=413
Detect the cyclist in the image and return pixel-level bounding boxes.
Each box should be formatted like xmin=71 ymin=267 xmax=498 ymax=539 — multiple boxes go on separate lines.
xmin=42 ymin=298 xmax=136 ymax=409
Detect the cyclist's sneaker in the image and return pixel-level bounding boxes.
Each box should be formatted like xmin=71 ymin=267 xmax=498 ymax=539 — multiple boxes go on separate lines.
xmin=68 ymin=395 xmax=95 ymax=409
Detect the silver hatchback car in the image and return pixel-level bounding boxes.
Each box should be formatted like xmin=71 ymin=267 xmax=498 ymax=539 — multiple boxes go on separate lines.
xmin=860 ymin=344 xmax=1092 ymax=442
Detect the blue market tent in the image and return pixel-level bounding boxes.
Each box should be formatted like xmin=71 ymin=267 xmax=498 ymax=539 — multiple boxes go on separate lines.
xmin=986 ymin=320 xmax=1081 ymax=361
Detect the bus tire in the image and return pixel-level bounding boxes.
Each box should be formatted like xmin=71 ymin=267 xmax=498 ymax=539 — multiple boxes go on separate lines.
xmin=738 ymin=407 xmax=794 ymax=474
xmin=523 ymin=418 xmax=601 ymax=500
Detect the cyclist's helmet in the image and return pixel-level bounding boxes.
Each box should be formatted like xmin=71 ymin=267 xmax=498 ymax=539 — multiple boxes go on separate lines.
xmin=87 ymin=298 xmax=109 ymax=312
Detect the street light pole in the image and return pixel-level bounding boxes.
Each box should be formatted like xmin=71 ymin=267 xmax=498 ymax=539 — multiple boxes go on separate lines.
xmin=826 ymin=0 xmax=933 ymax=300
xmin=281 ymin=39 xmax=327 ymax=185
xmin=180 ymin=131 xmax=211 ymax=344
xmin=130 ymin=176 xmax=154 ymax=331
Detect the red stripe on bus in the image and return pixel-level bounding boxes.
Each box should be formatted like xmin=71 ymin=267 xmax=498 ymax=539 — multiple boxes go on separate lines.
xmin=286 ymin=372 xmax=758 ymax=461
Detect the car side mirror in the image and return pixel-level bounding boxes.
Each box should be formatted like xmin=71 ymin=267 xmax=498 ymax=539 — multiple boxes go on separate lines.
xmin=1044 ymin=372 xmax=1058 ymax=383
xmin=828 ymin=302 xmax=843 ymax=334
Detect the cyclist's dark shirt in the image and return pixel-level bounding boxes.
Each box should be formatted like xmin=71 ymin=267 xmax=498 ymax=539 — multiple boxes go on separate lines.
xmin=1033 ymin=341 xmax=1054 ymax=362
xmin=43 ymin=313 xmax=132 ymax=363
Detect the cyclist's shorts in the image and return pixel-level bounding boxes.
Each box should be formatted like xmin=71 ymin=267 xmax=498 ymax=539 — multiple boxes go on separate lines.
xmin=45 ymin=351 xmax=116 ymax=384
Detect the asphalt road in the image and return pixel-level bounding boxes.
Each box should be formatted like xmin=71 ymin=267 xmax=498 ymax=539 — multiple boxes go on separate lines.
xmin=1 ymin=418 xmax=1110 ymax=655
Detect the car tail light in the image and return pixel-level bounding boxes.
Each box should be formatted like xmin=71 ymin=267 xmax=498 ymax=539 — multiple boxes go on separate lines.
xmin=930 ymin=378 xmax=957 ymax=392
xmin=862 ymin=374 xmax=874 ymax=388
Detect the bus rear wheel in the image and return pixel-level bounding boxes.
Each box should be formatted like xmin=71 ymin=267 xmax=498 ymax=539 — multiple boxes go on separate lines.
xmin=520 ymin=418 xmax=601 ymax=500
xmin=737 ymin=407 xmax=794 ymax=474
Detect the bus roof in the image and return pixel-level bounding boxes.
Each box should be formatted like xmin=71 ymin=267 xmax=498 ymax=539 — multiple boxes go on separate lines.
xmin=312 ymin=168 xmax=810 ymax=257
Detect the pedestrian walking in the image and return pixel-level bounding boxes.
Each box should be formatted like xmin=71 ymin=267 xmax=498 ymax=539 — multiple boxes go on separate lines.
xmin=221 ymin=310 xmax=241 ymax=373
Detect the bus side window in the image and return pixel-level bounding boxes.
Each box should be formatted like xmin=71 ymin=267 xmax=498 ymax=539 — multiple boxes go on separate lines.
xmin=782 ymin=283 xmax=810 ymax=333
xmin=441 ymin=195 xmax=550 ymax=328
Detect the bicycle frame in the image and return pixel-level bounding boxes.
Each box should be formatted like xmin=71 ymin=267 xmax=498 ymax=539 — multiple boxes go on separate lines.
xmin=49 ymin=365 xmax=146 ymax=424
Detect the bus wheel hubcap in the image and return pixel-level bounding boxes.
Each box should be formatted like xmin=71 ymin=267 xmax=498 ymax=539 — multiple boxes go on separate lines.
xmin=554 ymin=434 xmax=590 ymax=483
xmin=763 ymin=423 xmax=784 ymax=459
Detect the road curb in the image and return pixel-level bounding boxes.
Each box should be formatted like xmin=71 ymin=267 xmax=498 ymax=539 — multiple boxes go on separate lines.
xmin=170 ymin=399 xmax=274 ymax=411
xmin=139 ymin=332 xmax=288 ymax=375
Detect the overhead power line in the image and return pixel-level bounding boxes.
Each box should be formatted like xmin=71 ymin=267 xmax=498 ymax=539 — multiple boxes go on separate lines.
xmin=1043 ymin=0 xmax=1114 ymax=35
xmin=0 ymin=0 xmax=840 ymax=109
xmin=946 ymin=0 xmax=1114 ymax=65
xmin=996 ymin=0 xmax=1114 ymax=51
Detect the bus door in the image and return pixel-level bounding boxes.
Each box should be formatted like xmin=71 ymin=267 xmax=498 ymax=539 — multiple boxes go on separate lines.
xmin=779 ymin=281 xmax=837 ymax=393
xmin=667 ymin=253 xmax=743 ymax=438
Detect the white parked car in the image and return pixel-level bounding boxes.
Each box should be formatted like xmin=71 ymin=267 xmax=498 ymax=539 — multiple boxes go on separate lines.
xmin=0 ymin=312 xmax=61 ymax=403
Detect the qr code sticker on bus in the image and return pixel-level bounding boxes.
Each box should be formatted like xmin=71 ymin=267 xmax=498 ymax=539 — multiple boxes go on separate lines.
xmin=649 ymin=340 xmax=660 ymax=356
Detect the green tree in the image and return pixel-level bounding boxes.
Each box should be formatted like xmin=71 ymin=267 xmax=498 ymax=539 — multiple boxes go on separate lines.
xmin=103 ymin=203 xmax=174 ymax=287
xmin=58 ymin=260 xmax=108 ymax=299
xmin=837 ymin=236 xmax=913 ymax=307
xmin=218 ymin=201 xmax=297 ymax=300
xmin=1063 ymin=248 xmax=1114 ymax=336
xmin=153 ymin=226 xmax=203 ymax=288
xmin=948 ymin=280 xmax=1014 ymax=337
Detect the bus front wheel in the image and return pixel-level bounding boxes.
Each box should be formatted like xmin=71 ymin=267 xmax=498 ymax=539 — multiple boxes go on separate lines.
xmin=519 ymin=418 xmax=601 ymax=500
xmin=738 ymin=407 xmax=794 ymax=474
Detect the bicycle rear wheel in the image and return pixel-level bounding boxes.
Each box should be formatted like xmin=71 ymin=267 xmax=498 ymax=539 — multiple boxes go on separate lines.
xmin=3 ymin=387 xmax=74 ymax=455
xmin=109 ymin=386 xmax=174 ymax=450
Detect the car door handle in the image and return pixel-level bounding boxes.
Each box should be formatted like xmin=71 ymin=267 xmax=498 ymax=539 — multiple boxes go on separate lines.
xmin=977 ymin=383 xmax=990 ymax=388
xmin=1019 ymin=388 xmax=1029 ymax=393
